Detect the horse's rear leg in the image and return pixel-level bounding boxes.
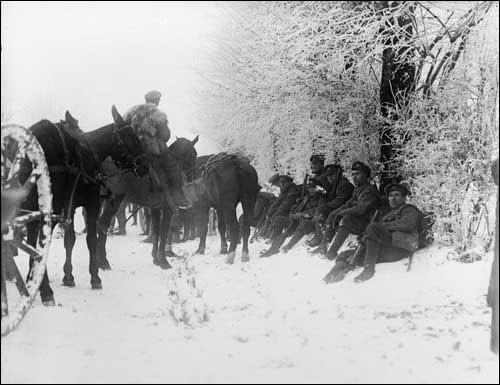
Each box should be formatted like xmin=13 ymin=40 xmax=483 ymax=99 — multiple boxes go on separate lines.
xmin=62 ymin=211 xmax=76 ymax=287
xmin=240 ymin=198 xmax=254 ymax=262
xmin=86 ymin=201 xmax=102 ymax=289
xmin=195 ymin=205 xmax=210 ymax=255
xmin=216 ymin=207 xmax=228 ymax=254
xmin=96 ymin=194 xmax=124 ymax=270
xmin=222 ymin=205 xmax=238 ymax=264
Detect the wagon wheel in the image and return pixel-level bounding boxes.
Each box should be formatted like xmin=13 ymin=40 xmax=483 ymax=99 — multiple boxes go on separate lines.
xmin=139 ymin=207 xmax=148 ymax=234
xmin=1 ymin=124 xmax=52 ymax=337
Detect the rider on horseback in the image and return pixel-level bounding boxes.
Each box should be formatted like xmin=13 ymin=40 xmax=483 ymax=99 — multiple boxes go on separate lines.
xmin=124 ymin=90 xmax=191 ymax=209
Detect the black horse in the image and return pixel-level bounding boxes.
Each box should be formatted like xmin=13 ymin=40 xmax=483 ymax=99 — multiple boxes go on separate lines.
xmin=192 ymin=153 xmax=259 ymax=263
xmin=96 ymin=136 xmax=198 ymax=270
xmin=22 ymin=107 xmax=145 ymax=305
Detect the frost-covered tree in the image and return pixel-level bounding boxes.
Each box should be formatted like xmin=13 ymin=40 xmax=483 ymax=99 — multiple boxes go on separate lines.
xmin=196 ymin=1 xmax=498 ymax=246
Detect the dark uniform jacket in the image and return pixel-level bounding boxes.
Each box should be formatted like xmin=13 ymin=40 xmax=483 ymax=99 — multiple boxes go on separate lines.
xmin=380 ymin=203 xmax=421 ymax=252
xmin=309 ymin=168 xmax=330 ymax=190
xmin=269 ymin=183 xmax=301 ymax=218
xmin=324 ymin=176 xmax=354 ymax=211
xmin=336 ymin=182 xmax=380 ymax=218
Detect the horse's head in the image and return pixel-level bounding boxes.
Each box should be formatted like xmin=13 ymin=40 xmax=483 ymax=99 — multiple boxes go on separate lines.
xmin=110 ymin=105 xmax=148 ymax=176
xmin=169 ymin=135 xmax=199 ymax=183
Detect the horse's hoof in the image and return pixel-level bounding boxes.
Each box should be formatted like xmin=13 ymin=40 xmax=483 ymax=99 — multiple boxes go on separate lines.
xmin=91 ymin=282 xmax=103 ymax=290
xmin=241 ymin=253 xmax=250 ymax=263
xmin=42 ymin=297 xmax=56 ymax=306
xmin=195 ymin=249 xmax=205 ymax=255
xmin=98 ymin=261 xmax=112 ymax=270
xmin=154 ymin=257 xmax=172 ymax=270
xmin=220 ymin=249 xmax=228 ymax=255
xmin=225 ymin=252 xmax=235 ymax=264
xmin=165 ymin=250 xmax=182 ymax=259
xmin=62 ymin=279 xmax=75 ymax=287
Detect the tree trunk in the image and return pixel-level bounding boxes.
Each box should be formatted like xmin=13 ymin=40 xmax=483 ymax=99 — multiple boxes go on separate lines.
xmin=378 ymin=1 xmax=416 ymax=193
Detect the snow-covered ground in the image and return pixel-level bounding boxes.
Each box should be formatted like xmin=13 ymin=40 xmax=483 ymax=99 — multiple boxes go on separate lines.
xmin=1 ymin=217 xmax=499 ymax=384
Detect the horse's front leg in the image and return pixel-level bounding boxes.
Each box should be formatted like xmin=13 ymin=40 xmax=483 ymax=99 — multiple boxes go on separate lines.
xmin=96 ymin=194 xmax=125 ymax=270
xmin=158 ymin=208 xmax=174 ymax=266
xmin=26 ymin=220 xmax=55 ymax=305
xmin=86 ymin=200 xmax=102 ymax=289
xmin=62 ymin=210 xmax=76 ymax=287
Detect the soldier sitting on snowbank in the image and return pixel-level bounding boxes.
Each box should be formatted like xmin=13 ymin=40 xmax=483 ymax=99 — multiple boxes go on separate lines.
xmin=323 ymin=183 xmax=422 ymax=283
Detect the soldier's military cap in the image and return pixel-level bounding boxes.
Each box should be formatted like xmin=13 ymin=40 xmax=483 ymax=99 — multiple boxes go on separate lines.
xmin=144 ymin=90 xmax=162 ymax=102
xmin=268 ymin=173 xmax=280 ymax=185
xmin=384 ymin=183 xmax=411 ymax=196
xmin=278 ymin=174 xmax=294 ymax=183
xmin=351 ymin=161 xmax=371 ymax=178
xmin=310 ymin=154 xmax=326 ymax=163
xmin=324 ymin=164 xmax=342 ymax=176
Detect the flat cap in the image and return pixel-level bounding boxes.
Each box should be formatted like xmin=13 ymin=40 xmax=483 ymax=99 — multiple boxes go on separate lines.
xmin=144 ymin=90 xmax=162 ymax=102
xmin=384 ymin=183 xmax=411 ymax=196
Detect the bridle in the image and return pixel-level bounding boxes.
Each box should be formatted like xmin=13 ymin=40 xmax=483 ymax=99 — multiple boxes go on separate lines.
xmin=110 ymin=125 xmax=147 ymax=178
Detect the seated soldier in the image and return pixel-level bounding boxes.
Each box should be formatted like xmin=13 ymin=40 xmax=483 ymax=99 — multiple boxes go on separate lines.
xmin=308 ymin=154 xmax=328 ymax=190
xmin=314 ymin=161 xmax=380 ymax=260
xmin=124 ymin=90 xmax=190 ymax=209
xmin=260 ymin=175 xmax=300 ymax=257
xmin=324 ymin=183 xmax=421 ymax=283
xmin=271 ymin=179 xmax=323 ymax=253
xmin=280 ymin=164 xmax=347 ymax=252
xmin=250 ymin=189 xmax=277 ymax=242
xmin=258 ymin=173 xmax=285 ymax=240
xmin=266 ymin=154 xmax=325 ymax=250
xmin=305 ymin=164 xmax=354 ymax=248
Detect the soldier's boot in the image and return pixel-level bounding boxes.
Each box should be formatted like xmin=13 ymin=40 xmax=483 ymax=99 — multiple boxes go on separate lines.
xmin=260 ymin=233 xmax=287 ymax=257
xmin=159 ymin=150 xmax=192 ymax=209
xmin=323 ymin=259 xmax=349 ymax=284
xmin=312 ymin=226 xmax=335 ymax=255
xmin=325 ymin=227 xmax=349 ymax=261
xmin=282 ymin=229 xmax=305 ymax=253
xmin=306 ymin=223 xmax=323 ymax=247
xmin=354 ymin=264 xmax=376 ymax=283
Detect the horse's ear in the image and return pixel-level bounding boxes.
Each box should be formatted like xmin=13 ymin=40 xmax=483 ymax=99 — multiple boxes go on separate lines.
xmin=65 ymin=110 xmax=77 ymax=125
xmin=111 ymin=105 xmax=125 ymax=126
xmin=192 ymin=134 xmax=199 ymax=146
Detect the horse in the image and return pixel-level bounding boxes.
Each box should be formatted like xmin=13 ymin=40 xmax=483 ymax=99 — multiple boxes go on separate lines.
xmin=96 ymin=136 xmax=199 ymax=270
xmin=192 ymin=153 xmax=259 ymax=263
xmin=20 ymin=107 xmax=146 ymax=305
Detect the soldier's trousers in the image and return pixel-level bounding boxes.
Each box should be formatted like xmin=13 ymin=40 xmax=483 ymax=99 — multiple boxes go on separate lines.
xmin=363 ymin=223 xmax=412 ymax=267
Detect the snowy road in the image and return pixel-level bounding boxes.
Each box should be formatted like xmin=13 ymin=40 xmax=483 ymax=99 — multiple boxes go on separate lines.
xmin=1 ymin=222 xmax=499 ymax=383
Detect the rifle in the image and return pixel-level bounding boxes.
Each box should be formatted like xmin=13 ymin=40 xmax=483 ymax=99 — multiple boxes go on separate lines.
xmin=323 ymin=209 xmax=379 ymax=283
xmin=301 ymin=173 xmax=309 ymax=198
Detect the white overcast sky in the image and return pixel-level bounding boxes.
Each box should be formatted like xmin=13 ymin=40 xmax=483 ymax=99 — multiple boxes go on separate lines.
xmin=1 ymin=1 xmax=221 ymax=153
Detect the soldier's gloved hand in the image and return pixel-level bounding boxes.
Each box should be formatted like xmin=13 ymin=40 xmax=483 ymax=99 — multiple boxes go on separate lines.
xmin=291 ymin=213 xmax=302 ymax=220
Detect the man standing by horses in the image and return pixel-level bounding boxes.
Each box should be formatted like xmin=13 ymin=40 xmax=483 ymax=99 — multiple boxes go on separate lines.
xmin=124 ymin=90 xmax=191 ymax=210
